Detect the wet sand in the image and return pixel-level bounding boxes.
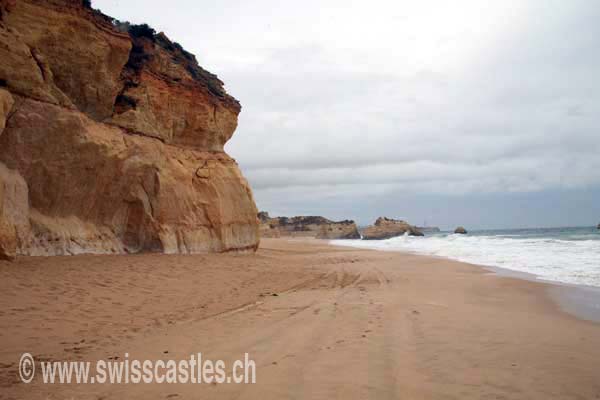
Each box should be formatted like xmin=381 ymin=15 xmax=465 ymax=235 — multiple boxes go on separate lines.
xmin=1 ymin=238 xmax=599 ymax=399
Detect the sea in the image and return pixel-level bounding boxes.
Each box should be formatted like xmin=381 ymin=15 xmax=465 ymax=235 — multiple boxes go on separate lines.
xmin=332 ymin=226 xmax=600 ymax=288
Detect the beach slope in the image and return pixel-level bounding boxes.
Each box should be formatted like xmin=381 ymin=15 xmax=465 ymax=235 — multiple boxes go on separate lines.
xmin=1 ymin=238 xmax=599 ymax=399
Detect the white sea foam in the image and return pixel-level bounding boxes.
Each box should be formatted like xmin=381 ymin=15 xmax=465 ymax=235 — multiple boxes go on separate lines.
xmin=332 ymin=231 xmax=600 ymax=287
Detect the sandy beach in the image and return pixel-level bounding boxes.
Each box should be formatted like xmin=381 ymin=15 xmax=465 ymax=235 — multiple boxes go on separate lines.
xmin=1 ymin=238 xmax=600 ymax=399
xmin=1 ymin=1 xmax=599 ymax=399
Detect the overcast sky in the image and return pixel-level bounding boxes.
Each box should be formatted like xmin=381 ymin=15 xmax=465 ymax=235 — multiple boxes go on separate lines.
xmin=95 ymin=0 xmax=600 ymax=229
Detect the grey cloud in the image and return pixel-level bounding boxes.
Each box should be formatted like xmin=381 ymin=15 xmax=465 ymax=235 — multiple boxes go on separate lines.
xmin=95 ymin=0 xmax=600 ymax=227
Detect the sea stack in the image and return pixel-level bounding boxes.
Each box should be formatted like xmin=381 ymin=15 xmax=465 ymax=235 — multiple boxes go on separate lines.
xmin=454 ymin=226 xmax=468 ymax=234
xmin=361 ymin=217 xmax=424 ymax=240
xmin=0 ymin=0 xmax=259 ymax=257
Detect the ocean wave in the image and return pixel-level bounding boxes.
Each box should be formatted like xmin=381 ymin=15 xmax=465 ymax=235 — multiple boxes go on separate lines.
xmin=332 ymin=232 xmax=600 ymax=287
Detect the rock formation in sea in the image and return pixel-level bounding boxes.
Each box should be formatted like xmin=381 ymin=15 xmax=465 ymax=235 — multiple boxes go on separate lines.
xmin=258 ymin=212 xmax=361 ymax=239
xmin=0 ymin=0 xmax=259 ymax=259
xmin=454 ymin=226 xmax=468 ymax=234
xmin=361 ymin=217 xmax=424 ymax=240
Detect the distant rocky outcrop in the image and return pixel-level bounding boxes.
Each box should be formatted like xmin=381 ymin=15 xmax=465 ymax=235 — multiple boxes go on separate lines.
xmin=0 ymin=0 xmax=259 ymax=258
xmin=361 ymin=217 xmax=423 ymax=240
xmin=597 ymin=223 xmax=600 ymax=230
xmin=259 ymin=213 xmax=361 ymax=239
xmin=454 ymin=226 xmax=468 ymax=234
xmin=258 ymin=212 xmax=281 ymax=238
xmin=317 ymin=219 xmax=362 ymax=239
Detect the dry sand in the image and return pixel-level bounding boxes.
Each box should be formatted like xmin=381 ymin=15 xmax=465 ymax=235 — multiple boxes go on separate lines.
xmin=1 ymin=238 xmax=599 ymax=399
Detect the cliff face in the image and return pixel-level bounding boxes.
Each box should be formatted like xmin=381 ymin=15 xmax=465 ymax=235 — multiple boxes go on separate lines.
xmin=361 ymin=217 xmax=423 ymax=240
xmin=259 ymin=213 xmax=361 ymax=240
xmin=0 ymin=0 xmax=259 ymax=258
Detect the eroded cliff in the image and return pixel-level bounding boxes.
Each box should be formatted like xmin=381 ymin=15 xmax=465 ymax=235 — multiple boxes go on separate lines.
xmin=259 ymin=212 xmax=361 ymax=240
xmin=0 ymin=0 xmax=259 ymax=258
xmin=361 ymin=217 xmax=423 ymax=240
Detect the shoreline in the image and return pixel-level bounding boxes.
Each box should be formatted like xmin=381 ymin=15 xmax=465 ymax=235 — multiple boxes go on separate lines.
xmin=479 ymin=264 xmax=600 ymax=324
xmin=1 ymin=238 xmax=600 ymax=398
xmin=330 ymin=238 xmax=600 ymax=323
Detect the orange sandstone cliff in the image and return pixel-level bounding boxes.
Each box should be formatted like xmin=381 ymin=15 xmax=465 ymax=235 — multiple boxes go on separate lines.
xmin=0 ymin=0 xmax=259 ymax=259
xmin=361 ymin=217 xmax=424 ymax=240
xmin=258 ymin=212 xmax=361 ymax=240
